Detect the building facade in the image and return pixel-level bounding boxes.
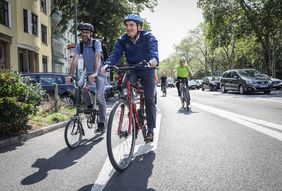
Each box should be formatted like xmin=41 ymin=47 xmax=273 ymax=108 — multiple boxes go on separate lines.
xmin=0 ymin=0 xmax=52 ymax=72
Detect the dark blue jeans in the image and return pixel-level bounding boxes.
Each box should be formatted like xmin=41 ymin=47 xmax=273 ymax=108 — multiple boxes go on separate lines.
xmin=123 ymin=69 xmax=156 ymax=130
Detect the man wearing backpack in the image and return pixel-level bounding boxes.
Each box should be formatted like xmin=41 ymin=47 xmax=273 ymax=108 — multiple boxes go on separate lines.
xmin=101 ymin=14 xmax=159 ymax=142
xmin=66 ymin=23 xmax=106 ymax=133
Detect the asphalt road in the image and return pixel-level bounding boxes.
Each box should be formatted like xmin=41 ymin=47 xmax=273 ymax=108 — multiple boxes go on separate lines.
xmin=0 ymin=88 xmax=281 ymax=191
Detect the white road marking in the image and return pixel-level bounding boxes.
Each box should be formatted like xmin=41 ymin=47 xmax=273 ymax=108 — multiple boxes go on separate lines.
xmin=168 ymin=95 xmax=282 ymax=141
xmin=91 ymin=113 xmax=161 ymax=191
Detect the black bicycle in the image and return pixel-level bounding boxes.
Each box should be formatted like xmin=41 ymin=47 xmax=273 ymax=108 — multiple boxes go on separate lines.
xmin=178 ymin=78 xmax=190 ymax=111
xmin=64 ymin=76 xmax=100 ymax=149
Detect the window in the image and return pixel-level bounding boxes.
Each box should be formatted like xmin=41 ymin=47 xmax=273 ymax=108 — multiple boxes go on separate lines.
xmin=41 ymin=24 xmax=47 ymax=43
xmin=0 ymin=0 xmax=9 ymax=27
xmin=42 ymin=56 xmax=48 ymax=72
xmin=23 ymin=9 xmax=28 ymax=32
xmin=18 ymin=48 xmax=39 ymax=73
xmin=31 ymin=13 xmax=38 ymax=35
xmin=40 ymin=0 xmax=47 ymax=14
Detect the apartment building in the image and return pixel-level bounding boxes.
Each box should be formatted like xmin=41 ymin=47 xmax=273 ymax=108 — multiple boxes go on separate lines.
xmin=0 ymin=0 xmax=52 ymax=72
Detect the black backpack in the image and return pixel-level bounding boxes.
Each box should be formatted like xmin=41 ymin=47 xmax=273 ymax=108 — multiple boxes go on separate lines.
xmin=79 ymin=39 xmax=109 ymax=62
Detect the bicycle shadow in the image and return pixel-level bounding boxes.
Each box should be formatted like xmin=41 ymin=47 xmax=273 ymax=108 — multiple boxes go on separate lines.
xmin=103 ymin=151 xmax=156 ymax=191
xmin=21 ymin=136 xmax=103 ymax=185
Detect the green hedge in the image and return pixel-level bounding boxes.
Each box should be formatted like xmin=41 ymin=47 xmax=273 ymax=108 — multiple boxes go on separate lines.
xmin=0 ymin=71 xmax=44 ymax=136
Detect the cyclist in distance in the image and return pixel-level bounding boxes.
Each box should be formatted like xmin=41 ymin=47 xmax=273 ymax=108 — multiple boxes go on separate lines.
xmin=102 ymin=13 xmax=159 ymax=142
xmin=66 ymin=23 xmax=106 ymax=133
xmin=160 ymin=74 xmax=167 ymax=96
xmin=176 ymin=58 xmax=194 ymax=97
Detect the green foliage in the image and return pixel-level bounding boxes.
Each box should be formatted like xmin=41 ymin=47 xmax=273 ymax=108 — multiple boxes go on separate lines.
xmin=46 ymin=113 xmax=66 ymax=123
xmin=0 ymin=71 xmax=44 ymax=136
xmin=53 ymin=0 xmax=157 ymax=53
xmin=198 ymin=0 xmax=282 ymax=76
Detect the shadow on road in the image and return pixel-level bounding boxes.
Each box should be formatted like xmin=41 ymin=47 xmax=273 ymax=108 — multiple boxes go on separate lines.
xmin=102 ymin=151 xmax=156 ymax=191
xmin=177 ymin=107 xmax=197 ymax=115
xmin=21 ymin=135 xmax=103 ymax=185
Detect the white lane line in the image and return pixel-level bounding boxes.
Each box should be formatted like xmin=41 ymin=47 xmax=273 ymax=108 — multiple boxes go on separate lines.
xmin=168 ymin=95 xmax=282 ymax=141
xmin=91 ymin=113 xmax=161 ymax=191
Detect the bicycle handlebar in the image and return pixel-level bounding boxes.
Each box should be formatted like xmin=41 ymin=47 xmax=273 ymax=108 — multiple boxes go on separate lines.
xmin=106 ymin=60 xmax=156 ymax=72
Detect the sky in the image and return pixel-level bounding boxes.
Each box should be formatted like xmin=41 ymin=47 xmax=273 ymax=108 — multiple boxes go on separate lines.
xmin=141 ymin=0 xmax=204 ymax=61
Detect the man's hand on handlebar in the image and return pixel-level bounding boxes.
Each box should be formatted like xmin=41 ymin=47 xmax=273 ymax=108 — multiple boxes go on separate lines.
xmin=101 ymin=64 xmax=108 ymax=75
xmin=88 ymin=73 xmax=97 ymax=83
xmin=149 ymin=59 xmax=158 ymax=68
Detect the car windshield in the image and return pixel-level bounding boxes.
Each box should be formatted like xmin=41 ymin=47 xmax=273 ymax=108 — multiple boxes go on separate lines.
xmin=211 ymin=76 xmax=220 ymax=81
xmin=208 ymin=76 xmax=219 ymax=81
xmin=238 ymin=69 xmax=264 ymax=78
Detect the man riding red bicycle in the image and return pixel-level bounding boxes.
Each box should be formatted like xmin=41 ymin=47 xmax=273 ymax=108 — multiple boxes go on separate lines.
xmin=102 ymin=13 xmax=159 ymax=142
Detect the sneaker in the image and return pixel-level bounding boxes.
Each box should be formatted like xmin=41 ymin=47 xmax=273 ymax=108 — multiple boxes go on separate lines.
xmin=146 ymin=129 xmax=154 ymax=143
xmin=95 ymin=123 xmax=105 ymax=134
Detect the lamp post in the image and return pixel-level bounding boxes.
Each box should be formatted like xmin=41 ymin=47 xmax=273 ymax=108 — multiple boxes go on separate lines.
xmin=74 ymin=0 xmax=80 ymax=115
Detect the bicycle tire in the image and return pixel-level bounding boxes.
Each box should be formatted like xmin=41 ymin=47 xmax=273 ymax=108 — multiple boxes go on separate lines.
xmin=106 ymin=99 xmax=136 ymax=172
xmin=64 ymin=118 xmax=83 ymax=149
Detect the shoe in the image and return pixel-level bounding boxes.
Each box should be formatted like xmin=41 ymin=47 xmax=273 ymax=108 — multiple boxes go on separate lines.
xmin=146 ymin=129 xmax=154 ymax=143
xmin=95 ymin=123 xmax=105 ymax=134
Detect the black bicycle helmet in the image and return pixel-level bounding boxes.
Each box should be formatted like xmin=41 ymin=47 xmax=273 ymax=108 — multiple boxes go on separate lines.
xmin=124 ymin=14 xmax=143 ymax=27
xmin=79 ymin=23 xmax=94 ymax=32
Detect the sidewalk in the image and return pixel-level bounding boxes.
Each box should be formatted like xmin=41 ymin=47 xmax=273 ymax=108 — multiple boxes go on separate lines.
xmin=0 ymin=96 xmax=118 ymax=149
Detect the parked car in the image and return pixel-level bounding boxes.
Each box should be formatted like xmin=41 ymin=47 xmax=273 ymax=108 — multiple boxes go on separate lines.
xmin=196 ymin=79 xmax=203 ymax=88
xmin=167 ymin=77 xmax=175 ymax=88
xmin=188 ymin=79 xmax=200 ymax=89
xmin=22 ymin=72 xmax=76 ymax=106
xmin=270 ymin=77 xmax=282 ymax=90
xmin=220 ymin=69 xmax=272 ymax=95
xmin=22 ymin=73 xmax=115 ymax=106
xmin=88 ymin=82 xmax=115 ymax=98
xmin=201 ymin=76 xmax=220 ymax=91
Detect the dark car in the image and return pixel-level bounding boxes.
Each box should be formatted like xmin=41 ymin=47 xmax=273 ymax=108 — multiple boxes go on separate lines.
xmin=22 ymin=72 xmax=76 ymax=105
xmin=220 ymin=69 xmax=272 ymax=95
xmin=201 ymin=76 xmax=221 ymax=91
xmin=22 ymin=73 xmax=115 ymax=106
xmin=88 ymin=82 xmax=114 ymax=98
xmin=270 ymin=77 xmax=282 ymax=90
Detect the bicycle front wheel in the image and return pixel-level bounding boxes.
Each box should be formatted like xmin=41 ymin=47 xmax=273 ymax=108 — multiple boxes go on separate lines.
xmin=64 ymin=118 xmax=83 ymax=149
xmin=107 ymin=99 xmax=136 ymax=172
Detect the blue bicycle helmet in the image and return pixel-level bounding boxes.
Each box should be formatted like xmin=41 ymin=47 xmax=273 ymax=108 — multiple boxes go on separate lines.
xmin=124 ymin=14 xmax=143 ymax=27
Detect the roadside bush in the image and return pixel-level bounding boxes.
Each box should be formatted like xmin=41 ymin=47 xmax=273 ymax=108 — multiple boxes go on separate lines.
xmin=0 ymin=71 xmax=44 ymax=136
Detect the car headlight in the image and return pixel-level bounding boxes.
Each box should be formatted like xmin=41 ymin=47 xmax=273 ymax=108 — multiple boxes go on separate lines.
xmin=246 ymin=80 xmax=255 ymax=85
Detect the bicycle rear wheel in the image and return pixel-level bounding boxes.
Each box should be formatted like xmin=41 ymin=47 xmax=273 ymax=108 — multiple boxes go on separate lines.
xmin=107 ymin=99 xmax=136 ymax=172
xmin=64 ymin=117 xmax=83 ymax=149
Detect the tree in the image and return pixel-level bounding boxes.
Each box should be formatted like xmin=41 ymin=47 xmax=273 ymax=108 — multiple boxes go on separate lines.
xmin=198 ymin=0 xmax=282 ymax=77
xmin=53 ymin=0 xmax=157 ymax=52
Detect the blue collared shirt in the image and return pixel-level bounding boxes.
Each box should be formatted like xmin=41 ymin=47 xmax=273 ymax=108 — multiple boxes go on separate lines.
xmin=75 ymin=38 xmax=103 ymax=76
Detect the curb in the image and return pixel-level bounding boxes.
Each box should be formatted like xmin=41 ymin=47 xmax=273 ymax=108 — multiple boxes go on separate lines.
xmin=0 ymin=120 xmax=68 ymax=149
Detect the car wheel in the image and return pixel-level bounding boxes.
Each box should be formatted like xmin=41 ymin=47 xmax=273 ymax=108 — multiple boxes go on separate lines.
xmin=275 ymin=87 xmax=281 ymax=90
xmin=264 ymin=90 xmax=271 ymax=94
xmin=201 ymin=87 xmax=204 ymax=91
xmin=238 ymin=85 xmax=245 ymax=95
xmin=62 ymin=96 xmax=74 ymax=106
xmin=221 ymin=85 xmax=227 ymax=93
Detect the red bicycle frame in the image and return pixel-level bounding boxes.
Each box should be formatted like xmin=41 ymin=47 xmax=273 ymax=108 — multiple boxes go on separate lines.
xmin=117 ymin=79 xmax=145 ymax=136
